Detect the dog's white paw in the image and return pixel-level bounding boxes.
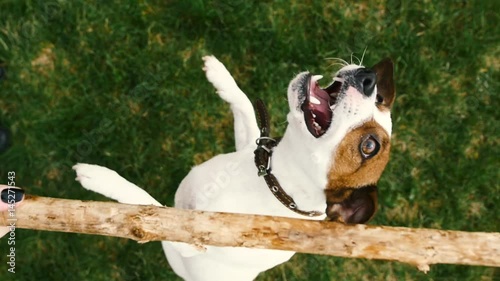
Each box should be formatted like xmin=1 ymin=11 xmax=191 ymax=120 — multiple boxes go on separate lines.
xmin=73 ymin=163 xmax=126 ymax=197
xmin=202 ymin=55 xmax=238 ymax=101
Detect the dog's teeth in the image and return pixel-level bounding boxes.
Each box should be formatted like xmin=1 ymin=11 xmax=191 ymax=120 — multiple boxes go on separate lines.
xmin=333 ymin=77 xmax=345 ymax=82
xmin=310 ymin=96 xmax=321 ymax=105
xmin=312 ymin=113 xmax=316 ymax=118
xmin=312 ymin=75 xmax=323 ymax=82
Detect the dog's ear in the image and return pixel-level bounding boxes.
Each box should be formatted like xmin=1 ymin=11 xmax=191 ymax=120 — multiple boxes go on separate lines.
xmin=325 ymin=185 xmax=378 ymax=224
xmin=371 ymin=58 xmax=395 ymax=109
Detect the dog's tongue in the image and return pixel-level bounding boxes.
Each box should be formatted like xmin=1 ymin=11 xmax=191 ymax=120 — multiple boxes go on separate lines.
xmin=302 ymin=75 xmax=334 ymax=138
xmin=310 ymin=79 xmax=332 ymax=129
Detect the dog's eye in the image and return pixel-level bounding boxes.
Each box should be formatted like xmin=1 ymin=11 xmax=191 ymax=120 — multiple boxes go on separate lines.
xmin=360 ymin=135 xmax=380 ymax=159
xmin=376 ymin=94 xmax=384 ymax=104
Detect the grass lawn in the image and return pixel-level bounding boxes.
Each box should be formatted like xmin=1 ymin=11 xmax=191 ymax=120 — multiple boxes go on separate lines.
xmin=0 ymin=0 xmax=498 ymax=280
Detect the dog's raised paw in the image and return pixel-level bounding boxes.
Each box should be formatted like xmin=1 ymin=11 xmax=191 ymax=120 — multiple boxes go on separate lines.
xmin=202 ymin=55 xmax=238 ymax=101
xmin=73 ymin=163 xmax=125 ymax=197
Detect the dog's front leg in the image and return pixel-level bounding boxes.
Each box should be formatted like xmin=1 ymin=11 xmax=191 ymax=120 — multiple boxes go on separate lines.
xmin=202 ymin=56 xmax=259 ymax=151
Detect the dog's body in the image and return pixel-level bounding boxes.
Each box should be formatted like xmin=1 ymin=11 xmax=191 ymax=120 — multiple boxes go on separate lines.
xmin=74 ymin=55 xmax=395 ymax=281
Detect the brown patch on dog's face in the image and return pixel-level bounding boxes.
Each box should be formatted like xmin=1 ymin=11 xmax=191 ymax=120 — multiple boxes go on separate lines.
xmin=325 ymin=120 xmax=391 ymax=223
xmin=328 ymin=120 xmax=390 ymax=188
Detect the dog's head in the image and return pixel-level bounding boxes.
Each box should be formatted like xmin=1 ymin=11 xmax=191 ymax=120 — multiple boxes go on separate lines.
xmin=286 ymin=58 xmax=395 ymax=224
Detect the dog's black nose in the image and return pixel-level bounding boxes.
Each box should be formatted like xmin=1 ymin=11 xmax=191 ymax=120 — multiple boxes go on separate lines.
xmin=354 ymin=69 xmax=376 ymax=97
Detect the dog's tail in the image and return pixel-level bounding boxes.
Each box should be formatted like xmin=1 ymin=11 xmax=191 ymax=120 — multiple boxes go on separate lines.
xmin=73 ymin=163 xmax=162 ymax=206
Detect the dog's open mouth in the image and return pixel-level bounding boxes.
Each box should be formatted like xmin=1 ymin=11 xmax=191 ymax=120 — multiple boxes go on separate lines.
xmin=300 ymin=74 xmax=343 ymax=138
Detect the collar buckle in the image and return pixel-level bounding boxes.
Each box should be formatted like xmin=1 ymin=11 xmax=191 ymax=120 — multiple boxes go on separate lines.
xmin=255 ymin=137 xmax=275 ymax=177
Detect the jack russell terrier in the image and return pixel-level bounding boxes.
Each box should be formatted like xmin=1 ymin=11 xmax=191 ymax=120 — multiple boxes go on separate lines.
xmin=73 ymin=55 xmax=395 ymax=281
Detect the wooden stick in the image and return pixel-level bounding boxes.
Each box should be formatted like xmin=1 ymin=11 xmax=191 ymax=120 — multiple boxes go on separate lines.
xmin=1 ymin=195 xmax=499 ymax=272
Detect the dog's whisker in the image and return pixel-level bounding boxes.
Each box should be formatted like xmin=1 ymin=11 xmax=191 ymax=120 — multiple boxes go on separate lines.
xmin=325 ymin=59 xmax=350 ymax=71
xmin=350 ymin=53 xmax=363 ymax=66
xmin=327 ymin=62 xmax=348 ymax=69
xmin=359 ymin=47 xmax=368 ymax=66
xmin=324 ymin=57 xmax=349 ymax=66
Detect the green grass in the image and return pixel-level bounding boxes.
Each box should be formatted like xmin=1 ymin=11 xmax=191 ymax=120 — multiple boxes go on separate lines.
xmin=0 ymin=0 xmax=499 ymax=280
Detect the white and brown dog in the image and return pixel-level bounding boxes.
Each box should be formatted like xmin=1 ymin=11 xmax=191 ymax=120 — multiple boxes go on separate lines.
xmin=73 ymin=55 xmax=395 ymax=281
